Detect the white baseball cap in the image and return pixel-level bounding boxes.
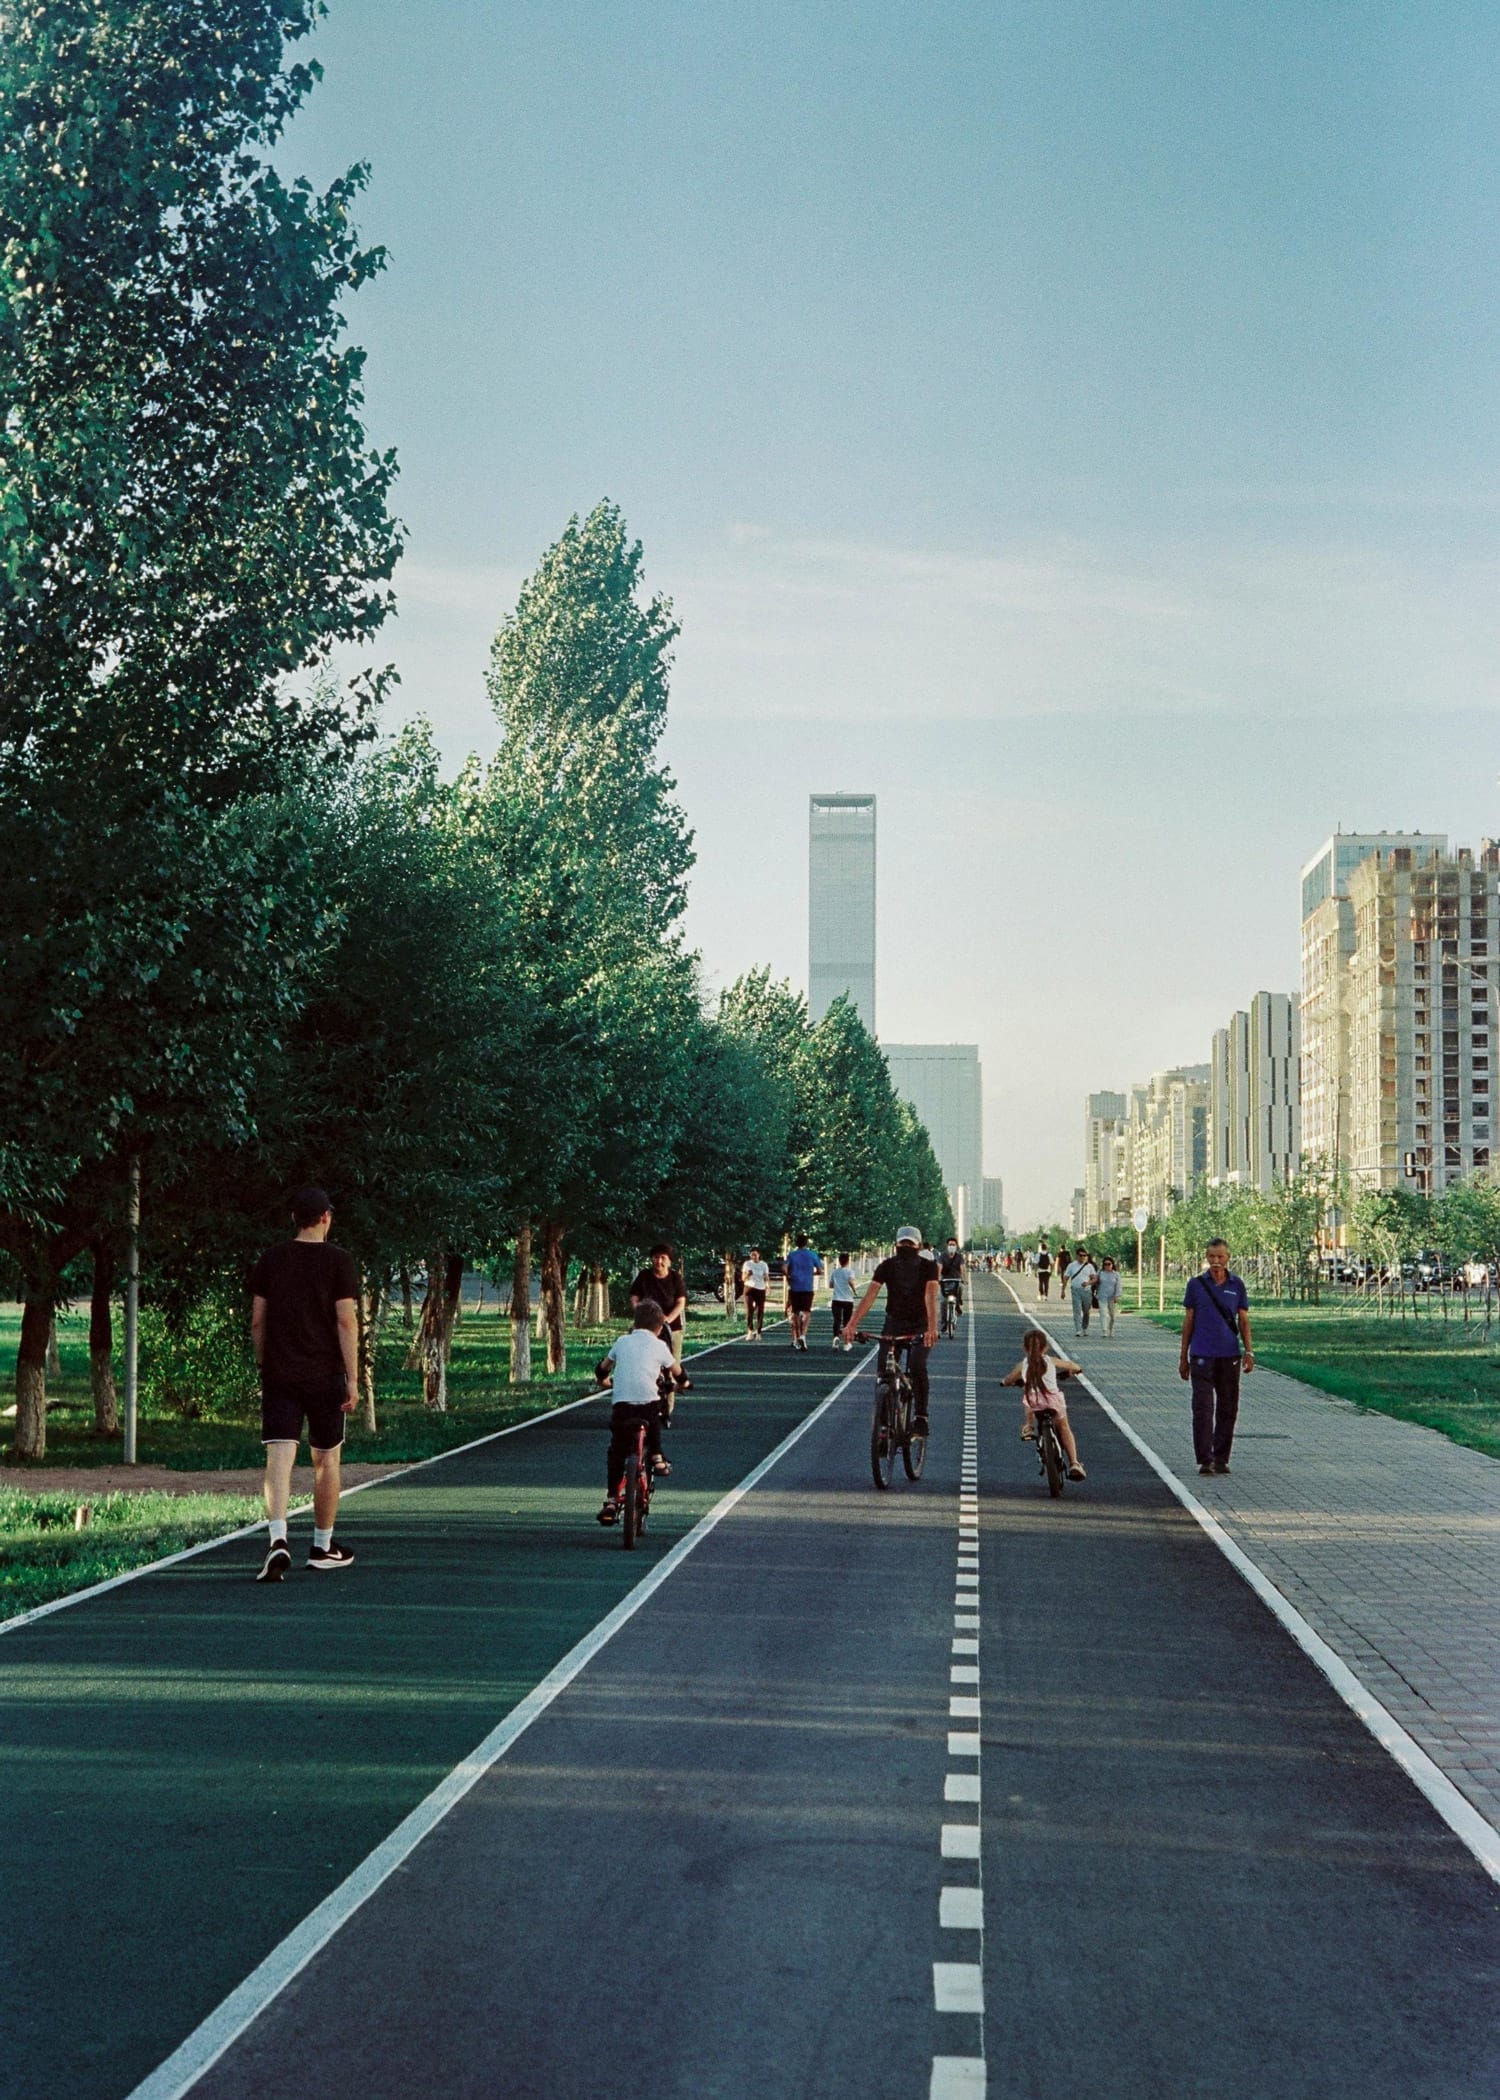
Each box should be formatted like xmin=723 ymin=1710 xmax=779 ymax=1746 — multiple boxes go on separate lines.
xmin=895 ymin=1225 xmax=921 ymax=1245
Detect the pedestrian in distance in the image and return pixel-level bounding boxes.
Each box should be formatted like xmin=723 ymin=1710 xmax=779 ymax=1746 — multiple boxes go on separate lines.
xmin=741 ymin=1245 xmax=769 ymax=1339
xmin=784 ymin=1232 xmax=824 ymax=1351
xmin=1179 ymin=1237 xmax=1254 ymax=1476
xmin=829 ymin=1252 xmax=857 ymax=1348
xmin=250 ymin=1185 xmax=359 ymax=1582
xmin=1064 ymin=1245 xmax=1097 ymax=1336
xmin=629 ymin=1243 xmax=689 ymax=1373
xmin=1096 ymin=1256 xmax=1121 ymax=1336
xmin=1035 ymin=1241 xmax=1052 ymax=1298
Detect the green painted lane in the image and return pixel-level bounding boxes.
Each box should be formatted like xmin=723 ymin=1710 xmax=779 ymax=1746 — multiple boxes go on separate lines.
xmin=0 ymin=1326 xmax=866 ymax=2100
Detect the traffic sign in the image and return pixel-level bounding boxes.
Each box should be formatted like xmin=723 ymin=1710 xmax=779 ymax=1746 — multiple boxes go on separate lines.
xmin=1132 ymin=1206 xmax=1149 ymax=1234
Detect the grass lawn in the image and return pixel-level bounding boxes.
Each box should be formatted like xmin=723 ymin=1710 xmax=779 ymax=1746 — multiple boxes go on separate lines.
xmin=0 ymin=1296 xmax=760 ymax=1619
xmin=1131 ymin=1299 xmax=1500 ymax=1462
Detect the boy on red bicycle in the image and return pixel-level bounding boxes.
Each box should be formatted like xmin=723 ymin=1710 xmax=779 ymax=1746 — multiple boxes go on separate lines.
xmin=595 ymin=1301 xmax=690 ymax=1525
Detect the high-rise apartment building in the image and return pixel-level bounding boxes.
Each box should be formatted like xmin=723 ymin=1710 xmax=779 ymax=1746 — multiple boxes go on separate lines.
xmin=808 ymin=793 xmax=877 ymax=1033
xmin=979 ymin=1177 xmax=1006 ymax=1231
xmin=1346 ymin=842 xmax=1498 ymax=1194
xmin=883 ymin=1043 xmax=983 ymax=1238
xmin=1209 ymin=994 xmax=1299 ymax=1191
xmin=1127 ymin=1066 xmax=1210 ymax=1217
xmin=1081 ymin=1091 xmax=1128 ymax=1229
xmin=1299 ymin=832 xmax=1447 ymax=1173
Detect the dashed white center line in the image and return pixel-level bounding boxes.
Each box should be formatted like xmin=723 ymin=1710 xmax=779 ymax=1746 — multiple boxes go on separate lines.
xmin=950 ymin=1665 xmax=980 ymax=1684
xmin=933 ymin=1963 xmax=984 ymax=2013
xmin=931 ymin=2058 xmax=988 ymax=2098
xmin=945 ymin=1772 xmax=981 ymax=1803
xmin=952 ymin=1638 xmax=979 ymax=1655
xmin=941 ymin=1823 xmax=981 ymax=1859
xmin=940 ymin=1885 xmax=983 ymax=1929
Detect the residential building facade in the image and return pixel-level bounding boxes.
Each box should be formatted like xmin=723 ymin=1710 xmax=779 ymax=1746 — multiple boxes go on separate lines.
xmin=1346 ymin=842 xmax=1498 ymax=1194
xmin=808 ymin=793 xmax=877 ymax=1033
xmin=1209 ymin=994 xmax=1299 ymax=1191
xmin=1128 ymin=1066 xmax=1210 ymax=1217
xmin=1081 ymin=1090 xmax=1128 ymax=1230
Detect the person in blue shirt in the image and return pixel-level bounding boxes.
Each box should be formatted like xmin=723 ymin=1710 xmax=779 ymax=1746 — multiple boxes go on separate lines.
xmin=1179 ymin=1237 xmax=1255 ymax=1476
xmin=783 ymin=1233 xmax=824 ymax=1351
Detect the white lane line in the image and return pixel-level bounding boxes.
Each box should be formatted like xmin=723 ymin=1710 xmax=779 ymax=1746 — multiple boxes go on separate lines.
xmin=933 ymin=1964 xmax=984 ymax=2013
xmin=945 ymin=1772 xmax=981 ymax=1803
xmin=953 ymin=1613 xmax=980 ymax=1631
xmin=0 ymin=1321 xmax=769 ymax=1640
xmin=949 ymin=1696 xmax=981 ymax=1718
xmin=948 ymin=1730 xmax=982 ymax=1757
xmin=942 ymin=1823 xmax=981 ymax=1859
xmin=931 ymin=2059 xmax=987 ymax=2098
xmin=123 ymin=1347 xmax=874 ymax=2100
xmin=999 ymin=1278 xmax=1500 ymax=1889
xmin=951 ymin=1665 xmax=980 ymax=1684
xmin=941 ymin=1886 xmax=983 ymax=1929
xmin=952 ymin=1638 xmax=979 ymax=1655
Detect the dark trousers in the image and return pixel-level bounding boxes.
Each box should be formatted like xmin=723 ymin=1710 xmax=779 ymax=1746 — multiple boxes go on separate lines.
xmin=1189 ymin=1356 xmax=1240 ymax=1466
xmin=1037 ymin=1272 xmax=1050 ymax=1297
xmin=745 ymin=1288 xmax=766 ymax=1332
xmin=606 ymin=1400 xmax=661 ymax=1491
xmin=831 ymin=1299 xmax=852 ymax=1336
xmin=879 ymin=1335 xmax=930 ymax=1413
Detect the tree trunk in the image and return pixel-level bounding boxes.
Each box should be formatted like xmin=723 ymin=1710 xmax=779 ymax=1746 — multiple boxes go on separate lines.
xmin=14 ymin=1291 xmax=51 ymax=1460
xmin=89 ymin=1240 xmax=119 ymax=1437
xmin=591 ymin=1265 xmax=609 ymax=1325
xmin=510 ymin=1225 xmax=533 ymax=1385
xmin=573 ymin=1267 xmax=590 ymax=1326
xmin=416 ymin=1247 xmax=458 ymax=1409
xmin=442 ymin=1253 xmax=464 ymax=1360
xmin=357 ymin=1269 xmax=379 ymax=1434
xmin=400 ymin=1264 xmax=413 ymax=1329
xmin=46 ymin=1316 xmax=61 ymax=1380
xmin=541 ymin=1217 xmax=567 ymax=1375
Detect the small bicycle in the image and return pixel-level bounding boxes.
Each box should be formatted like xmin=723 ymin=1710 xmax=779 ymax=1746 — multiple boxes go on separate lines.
xmin=1031 ymin=1406 xmax=1067 ymax=1499
xmin=867 ymin=1334 xmax=926 ymax=1490
xmin=618 ymin=1415 xmax=654 ymax=1548
xmin=940 ymin=1285 xmax=961 ymax=1339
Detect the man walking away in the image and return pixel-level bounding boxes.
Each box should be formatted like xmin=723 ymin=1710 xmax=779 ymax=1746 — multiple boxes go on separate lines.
xmin=829 ymin=1253 xmax=856 ymax=1349
xmin=784 ymin=1233 xmax=824 ymax=1351
xmin=741 ymin=1246 xmax=769 ymax=1339
xmin=1179 ymin=1236 xmax=1254 ymax=1476
xmin=629 ymin=1244 xmax=688 ymax=1369
xmin=1065 ymin=1246 xmax=1097 ymax=1336
xmin=251 ymin=1186 xmax=358 ymax=1581
xmin=1035 ymin=1242 xmax=1052 ymax=1298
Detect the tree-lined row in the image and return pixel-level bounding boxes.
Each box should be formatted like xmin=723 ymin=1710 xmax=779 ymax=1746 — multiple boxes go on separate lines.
xmin=0 ymin=7 xmax=950 ymax=1457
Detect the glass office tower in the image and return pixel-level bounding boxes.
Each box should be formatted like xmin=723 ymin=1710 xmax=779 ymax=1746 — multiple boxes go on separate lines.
xmin=809 ymin=793 xmax=877 ymax=1034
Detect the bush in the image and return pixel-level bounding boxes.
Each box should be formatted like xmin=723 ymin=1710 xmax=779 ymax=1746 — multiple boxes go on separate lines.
xmin=138 ymin=1288 xmax=259 ymax=1421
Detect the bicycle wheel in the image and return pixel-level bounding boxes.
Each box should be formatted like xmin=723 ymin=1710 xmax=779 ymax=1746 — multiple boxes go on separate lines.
xmin=870 ymin=1384 xmax=897 ymax=1490
xmin=1041 ymin=1426 xmax=1064 ymax=1498
xmin=902 ymin=1379 xmax=926 ymax=1480
xmin=622 ymin=1455 xmax=641 ymax=1546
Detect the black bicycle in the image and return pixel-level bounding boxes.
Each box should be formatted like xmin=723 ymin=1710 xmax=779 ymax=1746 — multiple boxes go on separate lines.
xmin=940 ymin=1283 xmax=961 ymax=1338
xmin=1032 ymin=1406 xmax=1067 ymax=1498
xmin=867 ymin=1335 xmax=926 ymax=1490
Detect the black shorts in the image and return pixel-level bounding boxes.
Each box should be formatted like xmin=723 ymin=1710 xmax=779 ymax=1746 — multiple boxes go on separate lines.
xmin=262 ymin=1385 xmax=347 ymax=1451
xmin=788 ymin=1289 xmax=815 ymax=1314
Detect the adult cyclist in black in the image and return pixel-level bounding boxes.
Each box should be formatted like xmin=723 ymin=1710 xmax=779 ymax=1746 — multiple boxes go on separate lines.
xmin=938 ymin=1234 xmax=964 ymax=1331
xmin=846 ymin=1226 xmax=940 ymax=1433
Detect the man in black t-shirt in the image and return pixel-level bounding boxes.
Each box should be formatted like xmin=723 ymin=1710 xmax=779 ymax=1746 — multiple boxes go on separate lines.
xmin=846 ymin=1226 xmax=941 ymax=1428
xmin=250 ymin=1185 xmax=359 ymax=1582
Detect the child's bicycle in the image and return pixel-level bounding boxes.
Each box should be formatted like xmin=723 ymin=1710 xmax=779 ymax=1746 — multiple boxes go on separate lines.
xmin=1031 ymin=1406 xmax=1068 ymax=1498
xmin=616 ymin=1415 xmax=654 ymax=1548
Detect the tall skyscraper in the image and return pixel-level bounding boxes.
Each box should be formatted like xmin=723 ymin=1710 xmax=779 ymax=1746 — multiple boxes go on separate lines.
xmin=808 ymin=793 xmax=876 ymax=1034
xmin=1208 ymin=994 xmax=1299 ymax=1191
xmin=882 ymin=1043 xmax=983 ymax=1238
xmin=1081 ymin=1091 xmax=1128 ymax=1229
xmin=1300 ymin=831 xmax=1448 ymax=1173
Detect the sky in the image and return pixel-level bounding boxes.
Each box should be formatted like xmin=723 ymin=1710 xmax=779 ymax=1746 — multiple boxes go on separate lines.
xmin=286 ymin=0 xmax=1500 ymax=1226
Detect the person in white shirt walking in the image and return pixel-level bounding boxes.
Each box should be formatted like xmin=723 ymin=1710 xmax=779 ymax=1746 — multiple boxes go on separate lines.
xmin=741 ymin=1246 xmax=770 ymax=1338
xmin=1064 ymin=1247 xmax=1098 ymax=1336
xmin=829 ymin=1254 xmax=856 ymax=1349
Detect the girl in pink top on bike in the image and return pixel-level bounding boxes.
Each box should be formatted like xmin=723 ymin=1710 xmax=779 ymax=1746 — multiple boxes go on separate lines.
xmin=1002 ymin=1328 xmax=1087 ymax=1480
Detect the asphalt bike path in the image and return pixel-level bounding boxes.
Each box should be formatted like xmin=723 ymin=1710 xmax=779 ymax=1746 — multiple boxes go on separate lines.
xmin=144 ymin=1319 xmax=974 ymax=2100
xmin=975 ymin=1276 xmax=1499 ymax=2098
xmin=0 ymin=1321 xmax=860 ymax=2100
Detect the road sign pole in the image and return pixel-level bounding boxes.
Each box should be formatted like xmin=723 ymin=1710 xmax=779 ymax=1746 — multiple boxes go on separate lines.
xmin=1132 ymin=1207 xmax=1149 ymax=1311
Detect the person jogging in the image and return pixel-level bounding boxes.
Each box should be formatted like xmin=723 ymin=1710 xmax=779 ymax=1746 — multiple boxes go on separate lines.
xmin=250 ymin=1186 xmax=358 ymax=1582
xmin=846 ymin=1227 xmax=940 ymax=1433
xmin=784 ymin=1232 xmax=824 ymax=1351
xmin=741 ymin=1245 xmax=769 ymax=1339
xmin=829 ymin=1253 xmax=856 ymax=1349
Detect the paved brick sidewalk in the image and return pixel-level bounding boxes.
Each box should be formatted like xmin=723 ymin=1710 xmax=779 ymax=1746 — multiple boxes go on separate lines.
xmin=1002 ymin=1273 xmax=1500 ymax=1839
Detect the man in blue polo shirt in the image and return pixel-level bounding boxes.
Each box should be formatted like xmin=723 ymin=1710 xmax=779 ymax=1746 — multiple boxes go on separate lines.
xmin=1178 ymin=1236 xmax=1255 ymax=1476
xmin=784 ymin=1232 xmax=824 ymax=1351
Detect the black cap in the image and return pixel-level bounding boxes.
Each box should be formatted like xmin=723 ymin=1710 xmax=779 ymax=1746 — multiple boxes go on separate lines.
xmin=290 ymin=1185 xmax=333 ymax=1229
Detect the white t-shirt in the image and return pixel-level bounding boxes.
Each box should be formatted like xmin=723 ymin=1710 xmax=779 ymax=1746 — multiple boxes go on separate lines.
xmin=604 ymin=1328 xmax=675 ymax=1406
xmin=1065 ymin=1260 xmax=1097 ymax=1290
xmin=742 ymin=1259 xmax=770 ymax=1292
xmin=830 ymin=1265 xmax=855 ymax=1302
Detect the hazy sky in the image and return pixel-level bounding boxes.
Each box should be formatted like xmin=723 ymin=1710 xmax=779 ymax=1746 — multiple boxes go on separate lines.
xmin=289 ymin=0 xmax=1500 ymax=1225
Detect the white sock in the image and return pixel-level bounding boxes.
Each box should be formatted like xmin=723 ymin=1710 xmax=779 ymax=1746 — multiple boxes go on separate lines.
xmin=269 ymin=1519 xmax=288 ymax=1544
xmin=313 ymin=1526 xmax=333 ymax=1551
